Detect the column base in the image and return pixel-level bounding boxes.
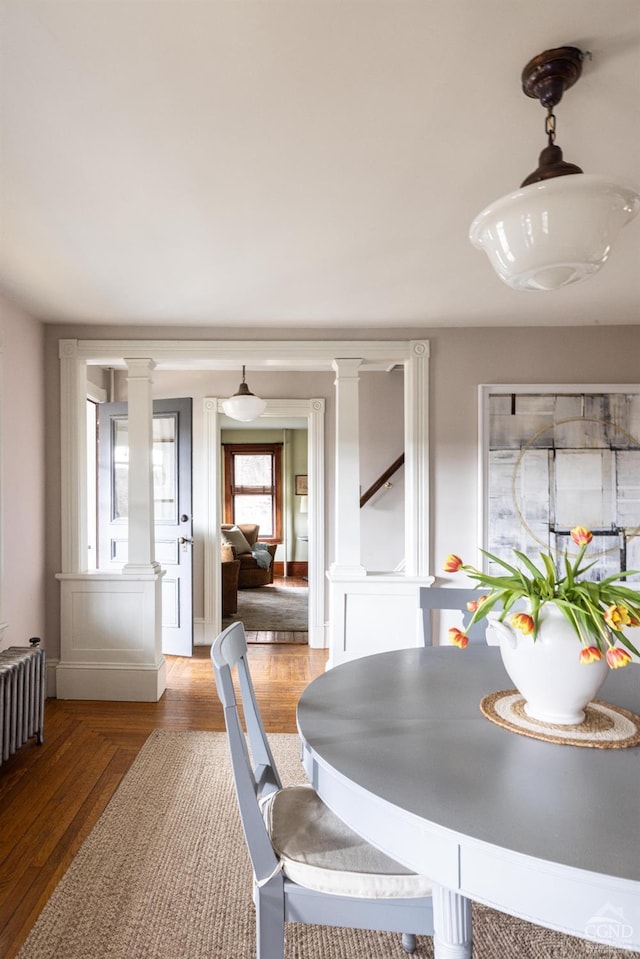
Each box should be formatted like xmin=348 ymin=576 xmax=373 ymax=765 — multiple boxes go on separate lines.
xmin=327 ymin=571 xmax=433 ymax=667
xmin=122 ymin=561 xmax=163 ymax=576
xmin=56 ymin=571 xmax=165 ymax=701
xmin=56 ymin=659 xmax=166 ymax=702
xmin=329 ymin=563 xmax=367 ymax=578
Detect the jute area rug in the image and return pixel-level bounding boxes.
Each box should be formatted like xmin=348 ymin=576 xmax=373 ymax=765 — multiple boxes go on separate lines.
xmin=18 ymin=731 xmax=635 ymax=959
xmin=225 ymin=585 xmax=308 ymax=631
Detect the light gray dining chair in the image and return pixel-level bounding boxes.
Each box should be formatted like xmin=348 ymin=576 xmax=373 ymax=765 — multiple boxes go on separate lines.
xmin=420 ymin=586 xmax=489 ymax=646
xmin=211 ymin=621 xmax=434 ymax=958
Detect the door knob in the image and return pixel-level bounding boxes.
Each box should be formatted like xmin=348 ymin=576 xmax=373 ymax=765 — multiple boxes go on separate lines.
xmin=179 ymin=536 xmax=193 ymax=552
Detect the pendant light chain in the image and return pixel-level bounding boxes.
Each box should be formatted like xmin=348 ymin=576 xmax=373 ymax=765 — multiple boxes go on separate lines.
xmin=545 ymin=108 xmax=556 ymax=147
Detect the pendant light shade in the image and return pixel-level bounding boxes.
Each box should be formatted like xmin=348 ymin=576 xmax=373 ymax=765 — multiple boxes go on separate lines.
xmin=469 ymin=47 xmax=640 ymax=292
xmin=470 ymin=174 xmax=640 ymax=292
xmin=222 ymin=366 xmax=267 ymax=422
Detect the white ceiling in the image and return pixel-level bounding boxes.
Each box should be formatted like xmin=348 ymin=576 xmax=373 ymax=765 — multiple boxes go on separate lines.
xmin=1 ymin=0 xmax=639 ymax=330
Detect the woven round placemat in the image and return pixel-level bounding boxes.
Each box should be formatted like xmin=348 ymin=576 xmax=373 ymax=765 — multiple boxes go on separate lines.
xmin=480 ymin=690 xmax=640 ymax=748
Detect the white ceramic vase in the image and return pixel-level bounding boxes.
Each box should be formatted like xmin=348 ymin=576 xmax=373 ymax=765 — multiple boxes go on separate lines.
xmin=485 ymin=602 xmax=608 ymax=725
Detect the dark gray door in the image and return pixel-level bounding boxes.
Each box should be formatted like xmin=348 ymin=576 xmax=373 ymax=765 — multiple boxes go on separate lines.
xmin=98 ymin=398 xmax=193 ymax=656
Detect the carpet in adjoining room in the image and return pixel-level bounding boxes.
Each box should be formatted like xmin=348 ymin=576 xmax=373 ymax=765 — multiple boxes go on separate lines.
xmin=17 ymin=730 xmax=636 ymax=959
xmin=225 ymin=585 xmax=308 ymax=631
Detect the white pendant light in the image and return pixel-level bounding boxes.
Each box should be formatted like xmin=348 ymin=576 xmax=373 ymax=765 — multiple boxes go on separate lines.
xmin=222 ymin=366 xmax=267 ymax=422
xmin=469 ymin=47 xmax=640 ymax=292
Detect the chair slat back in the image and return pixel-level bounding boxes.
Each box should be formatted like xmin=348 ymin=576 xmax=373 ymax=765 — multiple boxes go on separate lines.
xmin=212 ymin=622 xmax=282 ymax=883
xmin=420 ymin=587 xmax=489 ymax=646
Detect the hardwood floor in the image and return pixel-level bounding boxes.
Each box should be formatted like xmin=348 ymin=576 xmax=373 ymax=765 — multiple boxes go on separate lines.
xmin=245 ymin=629 xmax=308 ymax=644
xmin=0 ymin=635 xmax=328 ymax=959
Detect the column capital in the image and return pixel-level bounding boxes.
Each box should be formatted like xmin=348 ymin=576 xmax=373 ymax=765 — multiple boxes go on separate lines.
xmin=331 ymin=357 xmax=363 ymax=378
xmin=124 ymin=357 xmax=156 ymax=377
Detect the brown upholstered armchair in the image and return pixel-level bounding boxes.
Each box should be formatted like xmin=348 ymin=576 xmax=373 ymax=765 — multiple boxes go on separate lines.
xmin=221 ymin=558 xmax=240 ymax=615
xmin=221 ymin=524 xmax=277 ymax=588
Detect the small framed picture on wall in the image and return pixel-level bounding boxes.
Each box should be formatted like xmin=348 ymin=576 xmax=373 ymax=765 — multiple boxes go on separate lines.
xmin=295 ymin=474 xmax=308 ymax=495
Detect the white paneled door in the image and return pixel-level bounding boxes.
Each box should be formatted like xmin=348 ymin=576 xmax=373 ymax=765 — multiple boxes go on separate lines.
xmin=98 ymin=398 xmax=193 ymax=656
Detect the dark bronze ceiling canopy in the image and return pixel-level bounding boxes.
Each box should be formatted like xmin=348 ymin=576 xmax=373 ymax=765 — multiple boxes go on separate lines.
xmin=520 ymin=46 xmax=585 ymax=187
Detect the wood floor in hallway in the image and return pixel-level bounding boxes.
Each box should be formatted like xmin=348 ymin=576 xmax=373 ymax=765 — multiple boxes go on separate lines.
xmin=0 ymin=639 xmax=328 ymax=959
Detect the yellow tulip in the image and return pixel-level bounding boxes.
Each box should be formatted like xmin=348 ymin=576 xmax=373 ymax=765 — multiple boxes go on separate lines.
xmin=466 ymin=595 xmax=488 ymax=612
xmin=606 ymin=647 xmax=632 ymax=669
xmin=448 ymin=627 xmax=469 ymax=649
xmin=604 ymin=604 xmax=631 ymax=630
xmin=510 ymin=612 xmax=535 ymax=635
xmin=570 ymin=526 xmax=593 ymax=546
xmin=579 ymin=646 xmax=603 ymax=664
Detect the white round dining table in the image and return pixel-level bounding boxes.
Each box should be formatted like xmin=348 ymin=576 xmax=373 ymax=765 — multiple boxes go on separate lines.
xmin=296 ymin=646 xmax=640 ymax=957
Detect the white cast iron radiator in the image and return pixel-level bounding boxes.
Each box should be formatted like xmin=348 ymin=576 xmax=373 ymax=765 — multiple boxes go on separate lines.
xmin=0 ymin=643 xmax=46 ymax=766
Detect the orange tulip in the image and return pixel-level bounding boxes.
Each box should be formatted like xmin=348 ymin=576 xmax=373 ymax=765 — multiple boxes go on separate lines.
xmin=570 ymin=526 xmax=593 ymax=546
xmin=466 ymin=595 xmax=488 ymax=612
xmin=606 ymin=647 xmax=632 ymax=669
xmin=443 ymin=554 xmax=463 ymax=573
xmin=510 ymin=612 xmax=535 ymax=635
xmin=604 ymin=604 xmax=631 ymax=630
xmin=579 ymin=646 xmax=603 ymax=665
xmin=448 ymin=627 xmax=469 ymax=649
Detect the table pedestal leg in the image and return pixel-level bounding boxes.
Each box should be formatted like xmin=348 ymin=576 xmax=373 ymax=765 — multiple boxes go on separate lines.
xmin=432 ymin=883 xmax=472 ymax=959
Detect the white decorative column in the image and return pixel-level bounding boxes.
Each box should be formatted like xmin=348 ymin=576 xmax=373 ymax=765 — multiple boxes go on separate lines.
xmin=56 ymin=351 xmax=166 ymax=702
xmin=330 ymin=358 xmax=366 ymax=577
xmin=328 ymin=358 xmax=364 ymax=667
xmin=123 ymin=359 xmax=161 ymax=573
xmin=404 ymin=340 xmax=430 ymax=577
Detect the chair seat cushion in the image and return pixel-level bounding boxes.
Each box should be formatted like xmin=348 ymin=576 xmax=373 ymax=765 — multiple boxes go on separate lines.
xmin=262 ymin=785 xmax=432 ymax=899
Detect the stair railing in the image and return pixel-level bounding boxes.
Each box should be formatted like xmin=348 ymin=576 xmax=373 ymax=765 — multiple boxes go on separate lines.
xmin=360 ymin=454 xmax=405 ymax=508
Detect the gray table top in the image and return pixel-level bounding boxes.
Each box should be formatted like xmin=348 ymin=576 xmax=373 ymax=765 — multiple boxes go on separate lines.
xmin=297 ymin=646 xmax=640 ymax=882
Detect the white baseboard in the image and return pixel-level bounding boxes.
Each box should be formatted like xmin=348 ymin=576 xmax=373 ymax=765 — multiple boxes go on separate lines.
xmin=46 ymin=658 xmax=59 ymax=698
xmin=194 ymin=618 xmax=207 ymax=646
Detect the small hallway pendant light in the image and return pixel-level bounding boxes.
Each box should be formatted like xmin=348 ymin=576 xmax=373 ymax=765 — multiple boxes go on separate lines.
xmin=222 ymin=366 xmax=267 ymax=422
xmin=469 ymin=46 xmax=640 ymax=292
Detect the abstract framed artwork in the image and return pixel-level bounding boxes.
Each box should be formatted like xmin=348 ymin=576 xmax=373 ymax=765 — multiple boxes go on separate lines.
xmin=478 ymin=384 xmax=640 ymax=582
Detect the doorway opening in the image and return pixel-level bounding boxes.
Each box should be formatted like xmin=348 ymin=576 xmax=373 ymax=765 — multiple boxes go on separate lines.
xmin=205 ymin=397 xmax=325 ymax=650
xmin=220 ymin=428 xmax=309 ymax=643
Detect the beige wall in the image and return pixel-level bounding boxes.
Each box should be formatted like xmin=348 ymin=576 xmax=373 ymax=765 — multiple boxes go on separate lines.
xmin=430 ymin=326 xmax=640 ymax=583
xmin=0 ymin=295 xmax=46 ymax=650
